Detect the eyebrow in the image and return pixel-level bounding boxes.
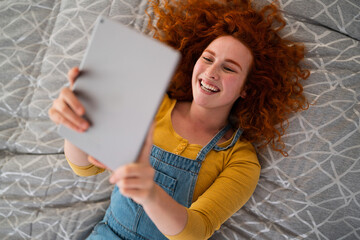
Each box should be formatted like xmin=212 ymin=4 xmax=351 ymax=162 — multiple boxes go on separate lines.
xmin=204 ymin=50 xmax=243 ymax=71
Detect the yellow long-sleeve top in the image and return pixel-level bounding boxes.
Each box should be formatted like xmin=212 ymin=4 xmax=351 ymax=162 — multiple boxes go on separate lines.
xmin=66 ymin=94 xmax=261 ymax=240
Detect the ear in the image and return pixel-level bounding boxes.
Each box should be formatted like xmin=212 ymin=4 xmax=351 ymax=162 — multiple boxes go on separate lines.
xmin=239 ymin=88 xmax=247 ymax=99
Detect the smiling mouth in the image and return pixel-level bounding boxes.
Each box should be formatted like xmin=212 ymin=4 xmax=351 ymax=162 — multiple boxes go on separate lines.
xmin=200 ymin=80 xmax=220 ymax=93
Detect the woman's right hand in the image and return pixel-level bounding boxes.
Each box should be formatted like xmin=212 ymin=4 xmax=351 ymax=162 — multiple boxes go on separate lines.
xmin=48 ymin=67 xmax=89 ymax=132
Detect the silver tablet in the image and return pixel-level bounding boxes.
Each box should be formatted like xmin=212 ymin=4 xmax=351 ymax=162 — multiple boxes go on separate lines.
xmin=59 ymin=16 xmax=180 ymax=170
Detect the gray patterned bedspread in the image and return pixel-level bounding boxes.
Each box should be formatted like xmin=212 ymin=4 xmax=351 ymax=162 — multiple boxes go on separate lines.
xmin=1 ymin=0 xmax=359 ymax=239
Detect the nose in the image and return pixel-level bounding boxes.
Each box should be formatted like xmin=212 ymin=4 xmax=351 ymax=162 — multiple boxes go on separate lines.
xmin=204 ymin=64 xmax=219 ymax=80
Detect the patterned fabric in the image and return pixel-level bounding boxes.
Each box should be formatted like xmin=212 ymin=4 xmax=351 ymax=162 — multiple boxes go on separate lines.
xmin=0 ymin=0 xmax=359 ymax=239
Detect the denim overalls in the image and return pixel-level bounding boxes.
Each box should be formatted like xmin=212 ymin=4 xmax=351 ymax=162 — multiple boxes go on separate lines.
xmin=87 ymin=125 xmax=243 ymax=240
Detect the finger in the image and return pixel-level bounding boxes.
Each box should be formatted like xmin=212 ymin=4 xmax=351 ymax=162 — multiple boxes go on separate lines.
xmin=120 ymin=186 xmax=157 ymax=205
xmin=109 ymin=164 xmax=154 ymax=184
xmin=118 ymin=177 xmax=154 ymax=190
xmin=136 ymin=122 xmax=155 ymax=164
xmin=88 ymin=156 xmax=108 ymax=169
xmin=48 ymin=108 xmax=85 ymax=132
xmin=53 ymin=98 xmax=89 ymax=130
xmin=59 ymin=88 xmax=86 ymax=116
xmin=136 ymin=146 xmax=151 ymax=164
xmin=144 ymin=122 xmax=155 ymax=148
xmin=120 ymin=188 xmax=149 ymax=200
xmin=68 ymin=67 xmax=80 ymax=88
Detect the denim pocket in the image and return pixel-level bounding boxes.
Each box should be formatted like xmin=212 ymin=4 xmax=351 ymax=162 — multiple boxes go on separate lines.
xmin=153 ymin=170 xmax=177 ymax=197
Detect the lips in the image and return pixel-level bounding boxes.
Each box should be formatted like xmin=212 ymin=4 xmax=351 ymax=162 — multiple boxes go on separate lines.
xmin=200 ymin=79 xmax=220 ymax=93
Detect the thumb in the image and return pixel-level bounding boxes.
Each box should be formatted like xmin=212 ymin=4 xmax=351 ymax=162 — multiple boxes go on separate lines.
xmin=68 ymin=67 xmax=80 ymax=89
xmin=136 ymin=122 xmax=155 ymax=165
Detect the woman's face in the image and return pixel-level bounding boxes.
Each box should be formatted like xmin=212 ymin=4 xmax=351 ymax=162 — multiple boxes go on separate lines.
xmin=192 ymin=35 xmax=253 ymax=112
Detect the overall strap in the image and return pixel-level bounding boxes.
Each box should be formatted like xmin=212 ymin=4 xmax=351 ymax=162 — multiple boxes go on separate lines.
xmin=213 ymin=128 xmax=243 ymax=151
xmin=196 ymin=124 xmax=231 ymax=162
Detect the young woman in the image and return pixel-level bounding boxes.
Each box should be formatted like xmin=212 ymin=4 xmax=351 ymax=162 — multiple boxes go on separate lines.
xmin=48 ymin=0 xmax=309 ymax=239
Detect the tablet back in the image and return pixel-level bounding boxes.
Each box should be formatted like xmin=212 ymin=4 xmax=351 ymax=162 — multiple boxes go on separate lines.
xmin=59 ymin=16 xmax=180 ymax=170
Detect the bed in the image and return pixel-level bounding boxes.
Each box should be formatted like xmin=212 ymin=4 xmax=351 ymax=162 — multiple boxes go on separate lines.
xmin=1 ymin=0 xmax=359 ymax=239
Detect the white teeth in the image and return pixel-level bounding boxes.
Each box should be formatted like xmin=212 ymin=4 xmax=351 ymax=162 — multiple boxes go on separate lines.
xmin=200 ymin=80 xmax=219 ymax=92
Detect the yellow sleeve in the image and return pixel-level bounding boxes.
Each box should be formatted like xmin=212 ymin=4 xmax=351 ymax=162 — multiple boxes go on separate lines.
xmin=65 ymin=155 xmax=105 ymax=177
xmin=166 ymin=142 xmax=260 ymax=240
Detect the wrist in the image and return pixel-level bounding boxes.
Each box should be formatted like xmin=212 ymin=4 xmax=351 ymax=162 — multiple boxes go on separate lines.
xmin=142 ymin=184 xmax=161 ymax=207
xmin=141 ymin=184 xmax=188 ymax=236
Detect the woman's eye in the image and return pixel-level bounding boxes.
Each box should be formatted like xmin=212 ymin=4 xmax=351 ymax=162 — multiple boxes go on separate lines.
xmin=202 ymin=57 xmax=212 ymax=62
xmin=224 ymin=66 xmax=235 ymax=72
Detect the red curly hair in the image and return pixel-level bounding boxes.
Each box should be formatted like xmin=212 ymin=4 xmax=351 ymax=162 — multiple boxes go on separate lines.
xmin=147 ymin=0 xmax=309 ymax=156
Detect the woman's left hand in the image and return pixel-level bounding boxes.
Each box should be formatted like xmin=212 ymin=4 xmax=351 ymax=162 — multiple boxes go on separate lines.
xmin=109 ymin=163 xmax=156 ymax=205
xmin=109 ymin=123 xmax=156 ymax=205
xmin=99 ymin=124 xmax=186 ymax=235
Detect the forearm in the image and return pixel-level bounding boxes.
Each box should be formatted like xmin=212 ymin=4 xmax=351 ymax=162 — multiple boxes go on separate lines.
xmin=142 ymin=185 xmax=187 ymax=236
xmin=64 ymin=139 xmax=90 ymax=166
